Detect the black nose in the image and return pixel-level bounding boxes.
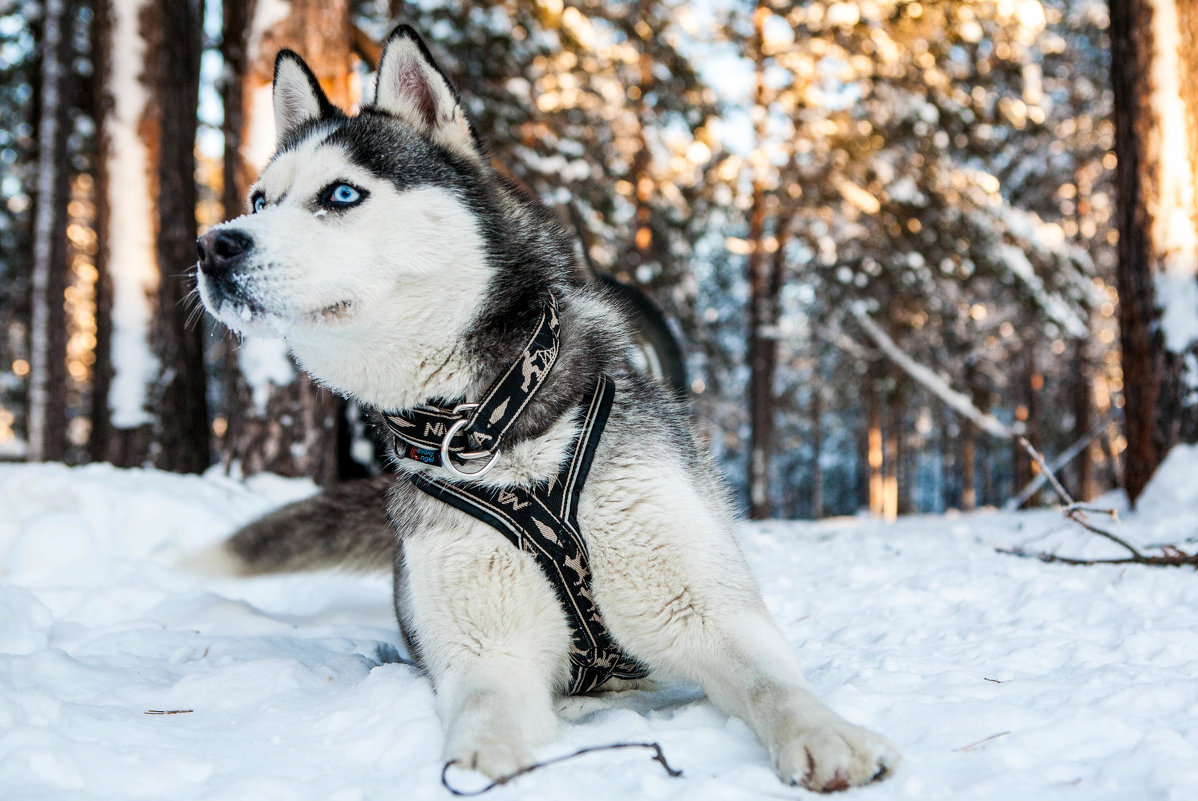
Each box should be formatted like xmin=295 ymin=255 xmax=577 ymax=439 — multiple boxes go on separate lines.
xmin=197 ymin=229 xmax=253 ymax=278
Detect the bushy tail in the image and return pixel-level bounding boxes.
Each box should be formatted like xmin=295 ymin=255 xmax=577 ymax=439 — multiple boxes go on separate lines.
xmin=199 ymin=475 xmax=397 ymax=576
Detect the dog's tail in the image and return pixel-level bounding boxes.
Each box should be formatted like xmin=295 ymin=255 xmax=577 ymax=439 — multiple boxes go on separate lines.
xmin=187 ymin=476 xmax=396 ymax=576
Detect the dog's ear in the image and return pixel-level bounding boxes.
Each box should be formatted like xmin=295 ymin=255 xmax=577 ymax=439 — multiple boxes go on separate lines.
xmin=372 ymin=26 xmax=483 ymax=163
xmin=273 ymin=50 xmax=336 ymax=142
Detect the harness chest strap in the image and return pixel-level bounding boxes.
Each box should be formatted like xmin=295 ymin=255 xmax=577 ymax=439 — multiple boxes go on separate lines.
xmin=410 ymin=374 xmax=649 ymax=695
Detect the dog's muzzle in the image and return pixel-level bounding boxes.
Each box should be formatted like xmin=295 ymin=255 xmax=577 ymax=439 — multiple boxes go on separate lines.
xmin=196 ymin=229 xmax=253 ymax=285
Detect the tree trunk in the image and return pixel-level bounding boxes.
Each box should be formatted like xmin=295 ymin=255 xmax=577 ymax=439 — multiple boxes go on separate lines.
xmin=746 ymin=0 xmax=774 ymax=519
xmin=26 ymin=0 xmax=73 ymax=462
xmin=937 ymin=401 xmax=953 ymax=512
xmin=810 ymin=369 xmax=824 ymax=519
xmin=961 ymin=421 xmax=977 ymax=511
xmin=92 ymin=0 xmax=158 ymax=465
xmin=1010 ymin=346 xmax=1038 ymax=498
xmin=628 ymin=0 xmax=655 ymax=276
xmin=883 ymin=383 xmax=901 ymax=521
xmin=1071 ymin=338 xmax=1097 ymax=500
xmin=218 ymin=0 xmax=354 ymax=485
xmin=866 ymin=364 xmax=884 ymax=517
xmin=1111 ymin=0 xmax=1198 ymax=504
xmin=151 ymin=0 xmax=210 ymax=472
xmin=91 ymin=0 xmax=210 ymax=470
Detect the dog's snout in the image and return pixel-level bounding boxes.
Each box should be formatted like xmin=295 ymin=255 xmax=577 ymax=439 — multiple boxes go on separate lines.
xmin=197 ymin=229 xmax=253 ymax=278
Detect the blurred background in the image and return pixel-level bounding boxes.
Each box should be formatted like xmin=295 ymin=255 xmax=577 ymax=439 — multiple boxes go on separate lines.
xmin=0 ymin=0 xmax=1194 ymax=520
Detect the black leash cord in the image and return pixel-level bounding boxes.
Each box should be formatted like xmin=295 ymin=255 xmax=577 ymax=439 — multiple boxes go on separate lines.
xmin=440 ymin=741 xmax=683 ymax=796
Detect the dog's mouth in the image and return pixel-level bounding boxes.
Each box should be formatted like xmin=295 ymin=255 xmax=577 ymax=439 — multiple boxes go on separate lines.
xmin=303 ymin=299 xmax=355 ymax=323
xmin=198 ymin=268 xmax=357 ymax=335
xmin=214 ymin=296 xmax=356 ymax=336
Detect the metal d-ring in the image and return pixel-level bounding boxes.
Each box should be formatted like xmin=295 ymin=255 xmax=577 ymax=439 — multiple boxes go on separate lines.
xmin=440 ymin=413 xmax=501 ymax=479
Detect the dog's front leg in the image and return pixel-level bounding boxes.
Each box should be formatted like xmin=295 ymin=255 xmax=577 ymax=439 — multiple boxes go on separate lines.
xmin=679 ymin=611 xmax=899 ymax=791
xmin=398 ymin=524 xmax=568 ymax=778
xmin=586 ymin=474 xmax=899 ymax=791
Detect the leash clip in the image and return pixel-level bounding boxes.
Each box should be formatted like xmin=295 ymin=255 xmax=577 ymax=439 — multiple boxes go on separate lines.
xmin=441 ymin=403 xmax=501 ymax=479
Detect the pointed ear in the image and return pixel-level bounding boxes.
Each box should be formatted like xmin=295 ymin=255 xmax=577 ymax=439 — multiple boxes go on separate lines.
xmin=372 ymin=26 xmax=483 ymax=163
xmin=273 ymin=50 xmax=336 ymax=143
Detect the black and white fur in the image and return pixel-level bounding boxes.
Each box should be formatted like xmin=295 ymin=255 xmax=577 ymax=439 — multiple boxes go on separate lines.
xmin=196 ymin=26 xmax=899 ymax=792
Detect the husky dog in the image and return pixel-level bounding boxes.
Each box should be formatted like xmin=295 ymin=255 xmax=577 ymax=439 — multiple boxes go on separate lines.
xmin=196 ymin=26 xmax=898 ymax=792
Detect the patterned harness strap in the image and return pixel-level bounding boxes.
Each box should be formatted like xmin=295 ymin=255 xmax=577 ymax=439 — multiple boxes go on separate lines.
xmin=410 ymin=374 xmax=649 ymax=694
xmin=382 ymin=295 xmax=560 ymax=478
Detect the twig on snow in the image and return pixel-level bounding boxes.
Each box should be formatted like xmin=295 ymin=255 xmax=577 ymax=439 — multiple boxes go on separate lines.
xmin=441 ymin=741 xmax=682 ymax=796
xmin=954 ymin=731 xmax=1011 ymax=752
xmin=997 ymin=438 xmax=1198 ymax=568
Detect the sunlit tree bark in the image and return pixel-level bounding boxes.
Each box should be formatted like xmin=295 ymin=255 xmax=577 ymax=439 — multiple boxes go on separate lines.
xmin=1110 ymin=0 xmax=1198 ymax=504
xmin=218 ymin=0 xmax=354 ymax=484
xmin=27 ymin=0 xmax=72 ymax=463
xmin=91 ymin=0 xmax=210 ymax=471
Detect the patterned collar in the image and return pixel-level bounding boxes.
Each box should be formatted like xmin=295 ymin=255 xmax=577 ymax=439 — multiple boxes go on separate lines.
xmin=382 ymin=294 xmax=560 ymax=478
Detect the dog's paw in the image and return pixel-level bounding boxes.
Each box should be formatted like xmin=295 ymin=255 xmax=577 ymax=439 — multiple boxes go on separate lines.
xmin=447 ymin=741 xmax=535 ymax=780
xmin=773 ymin=721 xmax=899 ymax=792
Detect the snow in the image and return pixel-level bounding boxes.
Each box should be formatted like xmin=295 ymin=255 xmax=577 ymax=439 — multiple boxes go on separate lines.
xmin=236 ymin=338 xmax=296 ymax=412
xmin=3 ymin=455 xmax=1198 ymax=801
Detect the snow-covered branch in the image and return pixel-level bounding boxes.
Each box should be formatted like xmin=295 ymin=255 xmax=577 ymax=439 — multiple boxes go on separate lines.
xmin=849 ymin=305 xmax=1016 ymax=439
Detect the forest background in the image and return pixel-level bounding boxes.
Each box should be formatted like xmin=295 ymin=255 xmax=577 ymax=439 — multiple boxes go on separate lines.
xmin=0 ymin=0 xmax=1195 ymax=521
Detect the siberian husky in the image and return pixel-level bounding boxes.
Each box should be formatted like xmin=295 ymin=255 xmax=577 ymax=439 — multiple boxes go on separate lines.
xmin=195 ymin=26 xmax=898 ymax=792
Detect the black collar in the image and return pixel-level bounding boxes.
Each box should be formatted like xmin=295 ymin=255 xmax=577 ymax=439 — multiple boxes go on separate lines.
xmin=382 ymin=293 xmax=560 ymax=478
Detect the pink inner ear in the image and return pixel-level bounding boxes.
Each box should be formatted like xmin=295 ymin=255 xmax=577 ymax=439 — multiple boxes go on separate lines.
xmin=391 ymin=59 xmax=439 ymax=131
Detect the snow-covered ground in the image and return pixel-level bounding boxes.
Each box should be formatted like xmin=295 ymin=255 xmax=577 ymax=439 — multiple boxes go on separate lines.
xmin=2 ymin=448 xmax=1197 ymax=801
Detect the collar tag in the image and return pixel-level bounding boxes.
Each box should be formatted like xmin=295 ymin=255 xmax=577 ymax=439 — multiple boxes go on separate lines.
xmin=407 ymin=445 xmax=439 ymax=465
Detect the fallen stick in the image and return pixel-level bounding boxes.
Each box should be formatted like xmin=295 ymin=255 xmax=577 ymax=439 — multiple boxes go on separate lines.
xmin=997 ymin=438 xmax=1198 ymax=569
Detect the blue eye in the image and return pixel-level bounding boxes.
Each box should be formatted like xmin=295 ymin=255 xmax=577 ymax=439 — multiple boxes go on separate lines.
xmin=252 ymin=195 xmax=266 ymax=213
xmin=325 ymin=183 xmax=364 ymax=207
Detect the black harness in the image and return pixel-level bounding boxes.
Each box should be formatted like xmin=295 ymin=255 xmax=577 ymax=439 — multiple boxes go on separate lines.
xmin=383 ymin=296 xmax=649 ymax=694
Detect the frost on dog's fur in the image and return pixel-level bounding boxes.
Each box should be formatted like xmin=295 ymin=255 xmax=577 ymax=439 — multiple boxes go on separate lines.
xmin=196 ymin=24 xmax=899 ymax=792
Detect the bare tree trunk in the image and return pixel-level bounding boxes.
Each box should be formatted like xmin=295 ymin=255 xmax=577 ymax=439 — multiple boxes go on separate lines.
xmin=92 ymin=0 xmax=158 ymax=465
xmin=745 ymin=0 xmax=774 ymax=519
xmin=810 ymin=366 xmax=824 ymax=519
xmin=961 ymin=421 xmax=977 ymax=511
xmin=27 ymin=0 xmax=73 ymax=462
xmin=151 ymin=0 xmax=209 ymax=472
xmin=937 ymin=401 xmax=953 ymax=512
xmin=856 ymin=387 xmax=870 ymax=512
xmin=866 ymin=364 xmax=884 ymax=517
xmin=1111 ymin=0 xmax=1198 ymax=504
xmin=882 ymin=382 xmax=900 ymax=521
xmin=218 ymin=0 xmax=354 ymax=485
xmin=628 ymin=0 xmax=655 ymax=275
xmin=89 ymin=0 xmax=115 ymax=463
xmin=892 ymin=379 xmax=914 ymax=516
xmin=91 ymin=0 xmax=210 ymax=470
xmin=1010 ymin=346 xmax=1037 ymax=498
xmin=1071 ymin=338 xmax=1097 ymax=500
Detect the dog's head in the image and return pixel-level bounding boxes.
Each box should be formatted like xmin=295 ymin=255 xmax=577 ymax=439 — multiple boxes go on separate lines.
xmin=196 ymin=27 xmax=498 ymax=404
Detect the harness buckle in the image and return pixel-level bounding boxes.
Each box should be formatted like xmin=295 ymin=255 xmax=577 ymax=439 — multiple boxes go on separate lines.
xmin=441 ymin=403 xmax=501 ymax=479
